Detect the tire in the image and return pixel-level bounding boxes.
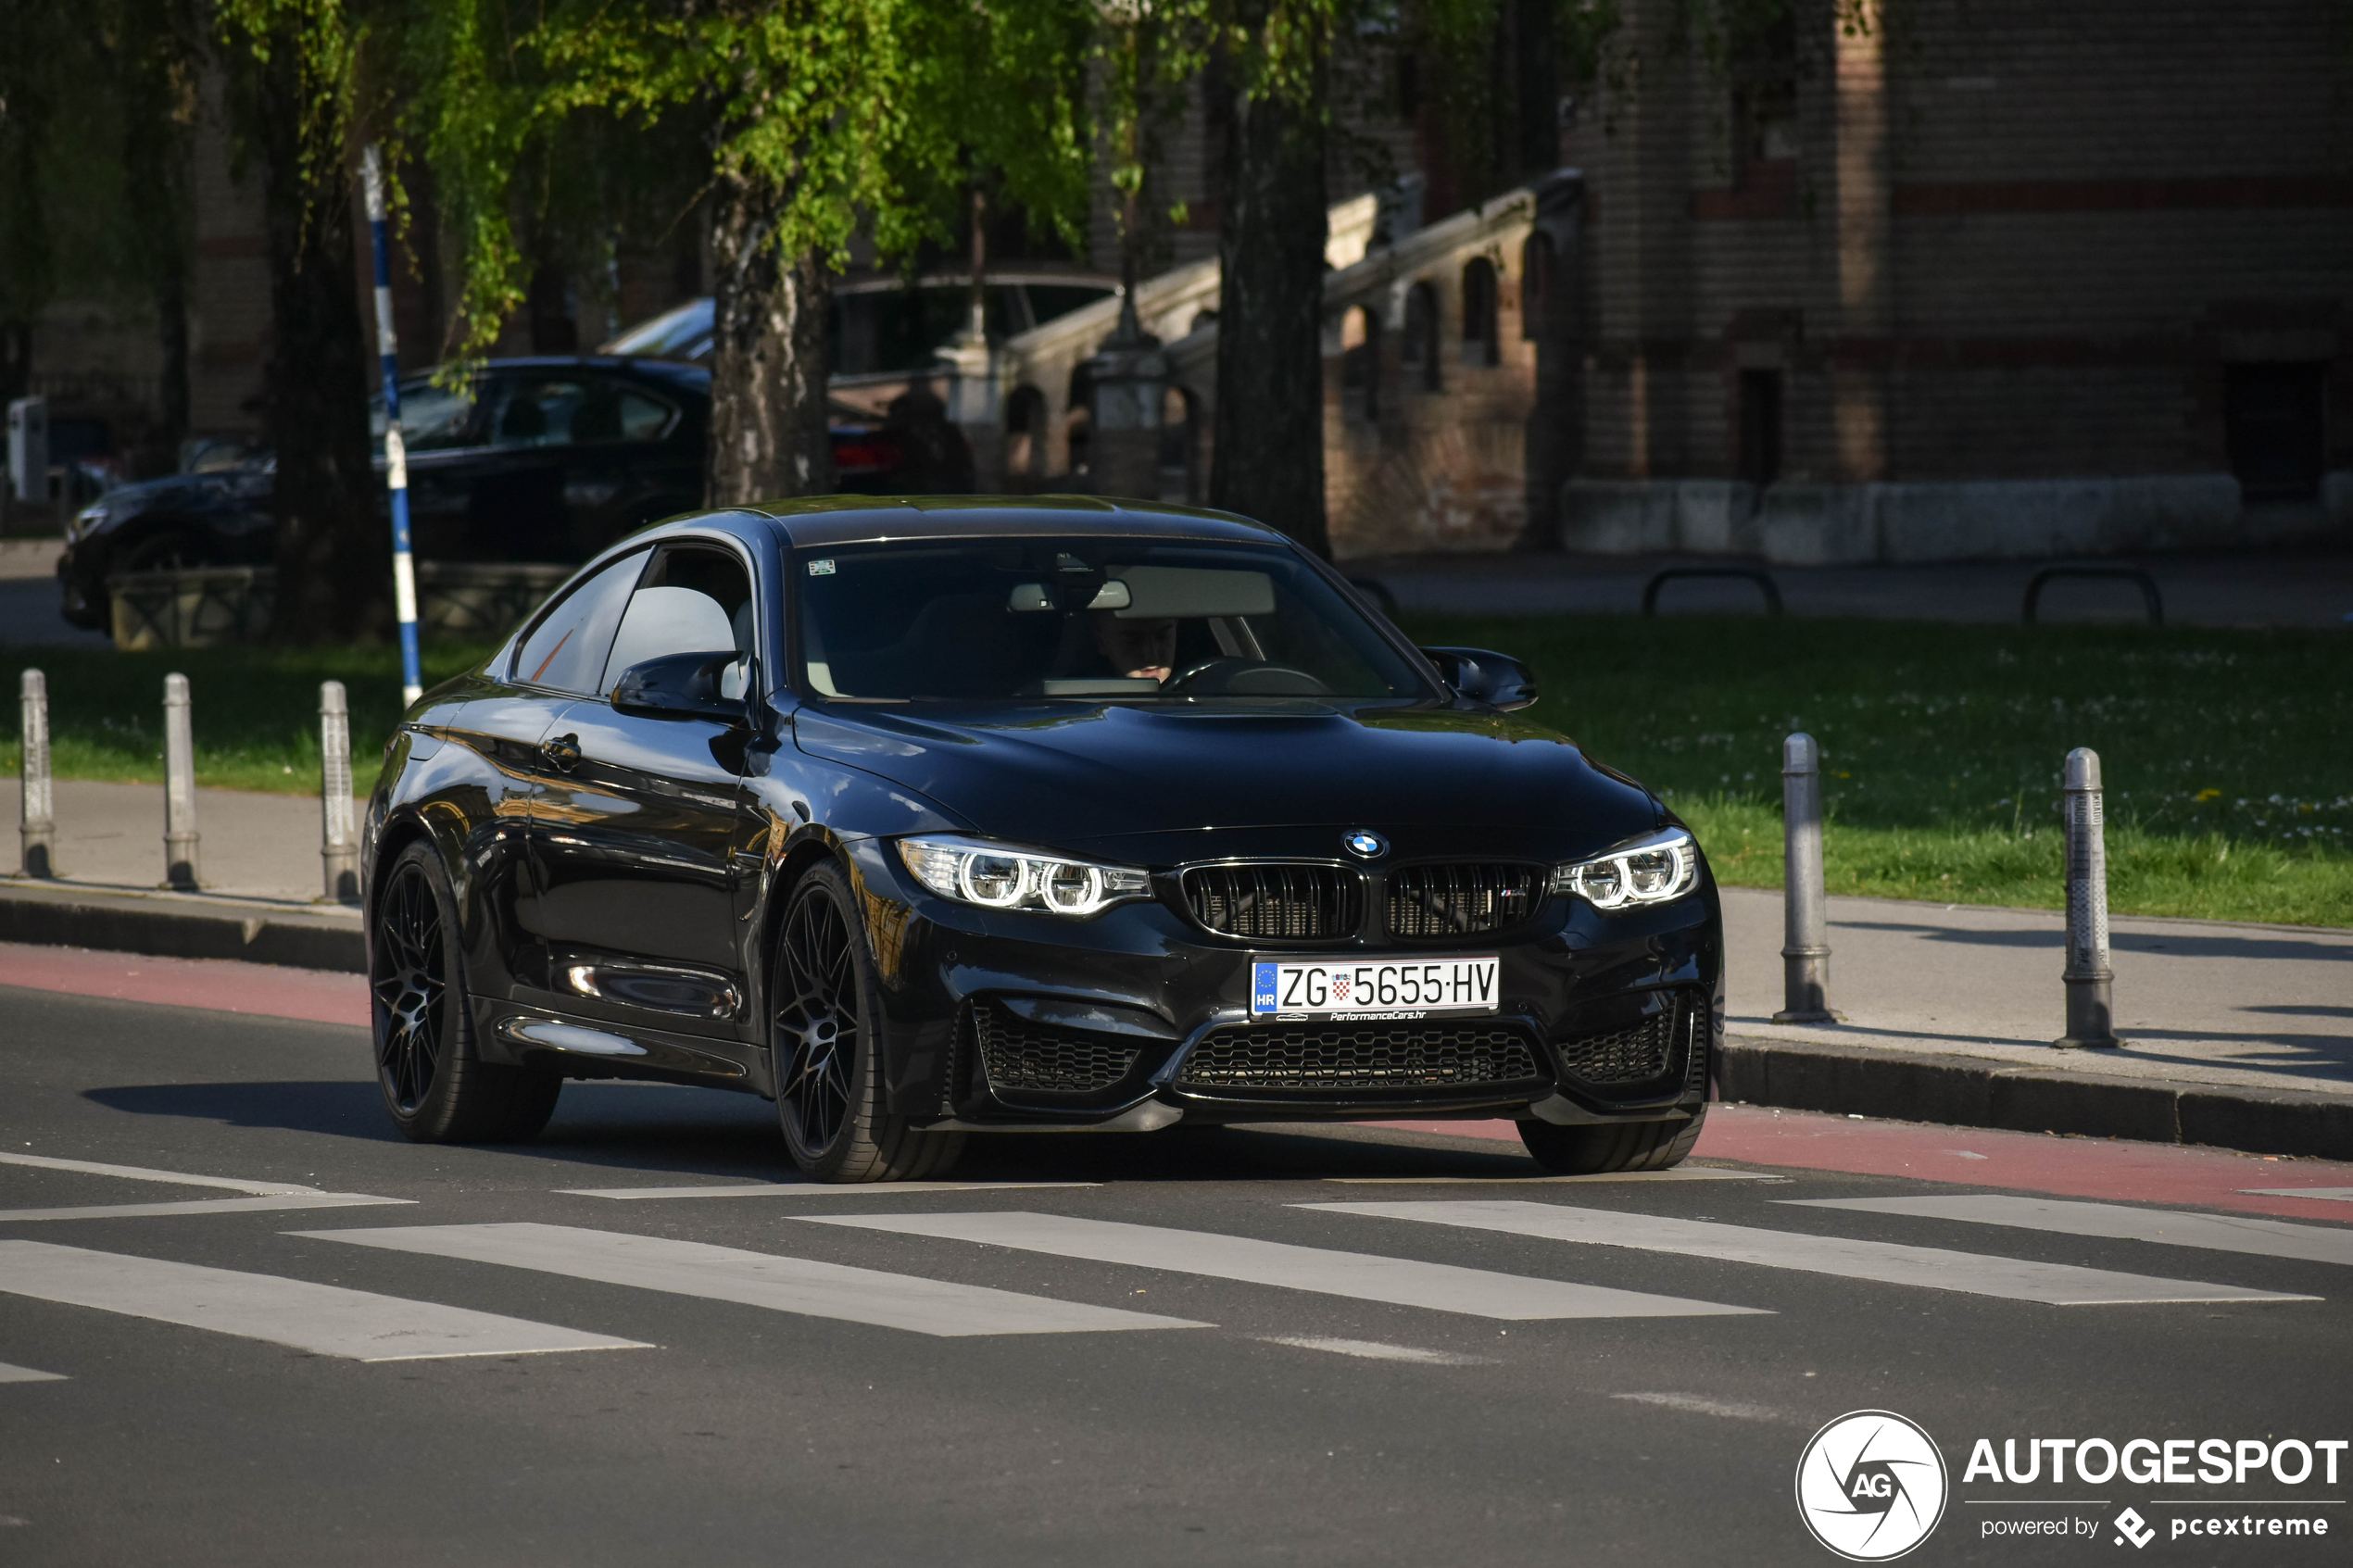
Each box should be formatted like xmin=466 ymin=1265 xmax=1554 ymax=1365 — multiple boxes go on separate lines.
xmin=770 ymin=863 xmax=963 ymax=1183
xmin=371 ymin=841 xmax=562 ymax=1143
xmin=1517 ymin=1106 xmax=1707 ymax=1174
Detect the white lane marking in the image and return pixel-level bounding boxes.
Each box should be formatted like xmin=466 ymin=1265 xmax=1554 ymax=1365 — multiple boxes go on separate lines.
xmin=1324 ymin=1168 xmax=1781 ymax=1185
xmin=2241 ymin=1187 xmax=2353 ymax=1204
xmin=0 ymin=1361 xmax=68 ymax=1384
xmin=0 ymin=1240 xmax=648 ymax=1362
xmin=559 ymin=1181 xmax=1101 ymax=1200
xmin=1258 ymin=1336 xmax=1491 ymax=1365
xmin=799 ymin=1211 xmax=1764 ymax=1321
xmin=1302 ymin=1201 xmax=2316 ymax=1306
xmin=0 ymin=1152 xmax=320 ymax=1197
xmin=0 ymin=1194 xmax=410 ymax=1223
xmin=296 ymin=1223 xmax=1205 ymax=1337
xmin=1785 ymin=1195 xmax=2353 ymax=1269
xmin=1611 ymin=1391 xmax=1785 ymax=1422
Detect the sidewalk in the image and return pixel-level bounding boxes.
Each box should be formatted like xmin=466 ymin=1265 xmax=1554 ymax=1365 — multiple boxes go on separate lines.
xmin=1719 ymin=887 xmax=2352 ymax=1098
xmin=2 ymin=779 xmax=365 ymax=970
xmin=3 ymin=781 xmax=2347 ymax=1154
xmin=0 ymin=538 xmax=111 ymax=650
xmin=1350 ymin=546 xmax=2353 ymax=629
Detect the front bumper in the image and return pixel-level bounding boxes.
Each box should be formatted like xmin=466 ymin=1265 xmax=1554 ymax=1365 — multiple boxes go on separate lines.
xmin=843 ymin=839 xmax=1723 ymax=1132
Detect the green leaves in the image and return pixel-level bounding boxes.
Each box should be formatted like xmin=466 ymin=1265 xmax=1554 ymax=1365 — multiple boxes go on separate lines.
xmin=405 ymin=0 xmax=1100 ymax=361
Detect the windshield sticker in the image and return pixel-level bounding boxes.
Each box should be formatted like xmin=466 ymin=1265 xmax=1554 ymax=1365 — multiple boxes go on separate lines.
xmin=808 ymin=558 xmax=837 ymax=576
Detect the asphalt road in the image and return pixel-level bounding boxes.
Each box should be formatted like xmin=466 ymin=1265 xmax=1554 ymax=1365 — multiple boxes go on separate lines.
xmin=5 ymin=978 xmax=2351 ymax=1568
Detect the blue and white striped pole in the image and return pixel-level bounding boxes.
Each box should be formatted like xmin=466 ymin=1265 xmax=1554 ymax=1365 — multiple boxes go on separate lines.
xmin=362 ymin=145 xmax=422 ymax=706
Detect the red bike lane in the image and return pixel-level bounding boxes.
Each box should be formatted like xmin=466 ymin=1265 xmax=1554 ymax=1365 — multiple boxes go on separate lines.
xmin=6 ymin=940 xmax=2348 ymax=1223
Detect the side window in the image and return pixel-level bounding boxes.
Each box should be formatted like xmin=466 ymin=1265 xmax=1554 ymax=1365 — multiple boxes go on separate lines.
xmin=510 ymin=550 xmax=649 ymax=694
xmin=600 ymin=545 xmax=757 ymax=699
xmin=490 ymin=379 xmax=587 ymax=447
xmin=373 ymin=380 xmax=480 ymax=453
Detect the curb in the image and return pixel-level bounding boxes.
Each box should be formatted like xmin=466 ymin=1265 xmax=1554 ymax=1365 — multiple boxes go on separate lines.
xmin=1719 ymin=1034 xmax=2353 ymax=1163
xmin=3 ymin=878 xmax=2345 ymax=1163
xmin=0 ymin=880 xmax=364 ymax=973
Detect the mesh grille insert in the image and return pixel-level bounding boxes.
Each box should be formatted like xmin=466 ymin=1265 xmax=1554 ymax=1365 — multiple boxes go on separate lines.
xmin=975 ymin=1004 xmax=1141 ymax=1097
xmin=1177 ymin=1022 xmax=1542 ymax=1091
xmin=1554 ymin=1002 xmax=1704 ymax=1087
xmin=1183 ymin=863 xmax=1361 ymax=941
xmin=1385 ymin=863 xmax=1544 ymax=937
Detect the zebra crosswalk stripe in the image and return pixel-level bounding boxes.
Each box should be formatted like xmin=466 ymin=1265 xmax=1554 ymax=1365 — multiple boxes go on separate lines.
xmin=1783 ymin=1195 xmax=2353 ymax=1268
xmin=0 ymin=1240 xmax=649 ymax=1361
xmin=799 ymin=1211 xmax=1766 ymax=1321
xmin=0 ymin=1194 xmax=409 ymax=1223
xmin=1298 ymin=1200 xmax=2318 ymax=1307
xmin=293 ymin=1223 xmax=1209 ymax=1337
xmin=0 ymin=1360 xmax=67 ymax=1383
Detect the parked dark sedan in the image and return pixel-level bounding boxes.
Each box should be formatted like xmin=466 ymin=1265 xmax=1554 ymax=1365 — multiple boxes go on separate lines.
xmin=55 ymin=357 xmax=946 ymax=631
xmin=361 ymin=497 xmax=1723 ymax=1181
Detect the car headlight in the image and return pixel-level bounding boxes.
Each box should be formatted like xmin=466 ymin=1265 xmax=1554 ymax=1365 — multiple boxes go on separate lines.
xmin=69 ymin=502 xmax=107 ymax=541
xmin=1553 ymin=828 xmax=1700 ymax=909
xmin=897 ymin=835 xmax=1151 ymax=918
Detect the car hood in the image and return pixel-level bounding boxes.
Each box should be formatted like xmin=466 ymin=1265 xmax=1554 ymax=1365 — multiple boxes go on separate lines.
xmin=792 ymin=700 xmax=1662 ymax=862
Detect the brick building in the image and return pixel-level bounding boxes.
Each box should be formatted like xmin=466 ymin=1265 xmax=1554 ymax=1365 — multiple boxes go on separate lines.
xmin=25 ymin=0 xmax=2350 ymax=565
xmin=1554 ymin=0 xmax=2353 ymax=561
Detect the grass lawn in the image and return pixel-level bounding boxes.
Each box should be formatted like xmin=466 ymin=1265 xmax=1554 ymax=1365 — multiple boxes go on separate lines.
xmin=0 ymin=644 xmax=496 ymax=797
xmin=4 ymin=616 xmax=2348 ymax=927
xmin=1400 ymin=613 xmax=2351 ymax=929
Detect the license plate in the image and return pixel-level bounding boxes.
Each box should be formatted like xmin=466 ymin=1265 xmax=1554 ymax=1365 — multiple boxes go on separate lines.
xmin=1250 ymin=957 xmax=1500 ymax=1020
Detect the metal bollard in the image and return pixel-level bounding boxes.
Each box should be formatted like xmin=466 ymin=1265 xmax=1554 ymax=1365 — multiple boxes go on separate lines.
xmin=1775 ymin=732 xmax=1834 ymax=1022
xmin=19 ymin=669 xmax=54 ymax=878
xmin=319 ymin=681 xmax=359 ymax=903
xmin=2055 ymin=746 xmax=2121 ymax=1047
xmin=162 ymin=672 xmax=199 ymax=890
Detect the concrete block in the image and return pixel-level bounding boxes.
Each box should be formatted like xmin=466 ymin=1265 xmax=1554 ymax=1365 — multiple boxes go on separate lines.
xmin=1669 ymin=480 xmax=1756 ymax=554
xmin=1557 ymin=480 xmax=1676 ymax=554
xmin=1754 ymin=484 xmax=1880 ymax=565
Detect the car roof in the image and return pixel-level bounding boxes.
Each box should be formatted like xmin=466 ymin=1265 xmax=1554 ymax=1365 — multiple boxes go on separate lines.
xmin=406 ymin=356 xmax=711 ymax=393
xmin=729 ymin=495 xmax=1292 ymax=550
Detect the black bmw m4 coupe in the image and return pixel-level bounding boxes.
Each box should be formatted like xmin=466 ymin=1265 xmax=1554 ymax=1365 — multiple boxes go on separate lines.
xmin=362 ymin=497 xmax=1724 ymax=1181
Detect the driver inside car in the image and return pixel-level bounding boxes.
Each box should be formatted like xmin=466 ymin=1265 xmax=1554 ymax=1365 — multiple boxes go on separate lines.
xmin=1091 ymin=612 xmax=1180 ymax=684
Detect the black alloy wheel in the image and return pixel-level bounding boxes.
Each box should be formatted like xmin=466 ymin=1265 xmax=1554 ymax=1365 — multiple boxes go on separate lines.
xmin=370 ymin=841 xmax=562 ymax=1143
xmin=770 ymin=863 xmax=963 ymax=1182
xmin=373 ymin=855 xmax=447 ymax=1116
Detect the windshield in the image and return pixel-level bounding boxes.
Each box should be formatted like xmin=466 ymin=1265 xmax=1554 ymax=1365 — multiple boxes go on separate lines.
xmin=796 ymin=537 xmax=1430 ymax=703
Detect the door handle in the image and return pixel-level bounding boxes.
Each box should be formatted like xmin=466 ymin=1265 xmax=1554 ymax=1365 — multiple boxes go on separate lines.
xmin=540 ymin=733 xmax=581 ymax=771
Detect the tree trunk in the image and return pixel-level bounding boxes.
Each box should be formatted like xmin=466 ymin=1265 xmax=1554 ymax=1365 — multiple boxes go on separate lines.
xmin=1208 ymin=58 xmax=1328 ymax=557
xmin=252 ymin=45 xmax=384 ymax=644
xmin=706 ymin=175 xmax=833 ymax=506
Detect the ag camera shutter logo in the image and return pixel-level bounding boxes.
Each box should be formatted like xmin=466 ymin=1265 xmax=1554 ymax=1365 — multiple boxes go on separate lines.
xmin=1795 ymin=1410 xmax=1950 ymax=1561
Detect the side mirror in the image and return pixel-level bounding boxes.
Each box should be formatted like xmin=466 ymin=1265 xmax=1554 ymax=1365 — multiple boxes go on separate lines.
xmin=611 ymin=650 xmax=749 ymax=723
xmin=1422 ymin=646 xmax=1538 ymax=711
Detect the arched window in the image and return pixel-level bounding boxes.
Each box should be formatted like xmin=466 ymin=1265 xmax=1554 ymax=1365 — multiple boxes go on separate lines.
xmin=1461 ymin=257 xmax=1499 ymax=367
xmin=1401 ymin=282 xmax=1441 ymax=392
xmin=1520 ymin=233 xmax=1555 ymax=341
xmin=1341 ymin=306 xmax=1381 ymax=423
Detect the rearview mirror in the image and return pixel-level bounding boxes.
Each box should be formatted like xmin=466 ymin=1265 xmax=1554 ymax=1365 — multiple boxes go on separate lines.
xmin=611 ymin=650 xmax=749 ymax=723
xmin=1422 ymin=646 xmax=1538 ymax=711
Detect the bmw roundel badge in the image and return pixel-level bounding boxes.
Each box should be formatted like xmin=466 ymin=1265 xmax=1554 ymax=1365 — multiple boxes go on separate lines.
xmin=1343 ymin=830 xmax=1388 ymax=859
